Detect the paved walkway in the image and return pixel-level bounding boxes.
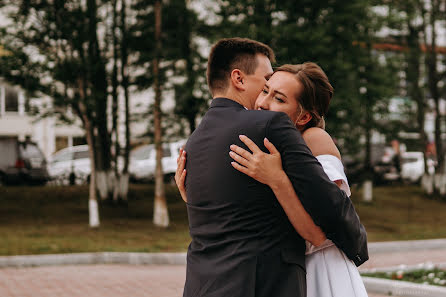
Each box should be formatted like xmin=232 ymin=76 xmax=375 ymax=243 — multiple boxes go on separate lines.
xmin=1 ymin=249 xmax=445 ymax=297
xmin=0 ymin=264 xmax=394 ymax=297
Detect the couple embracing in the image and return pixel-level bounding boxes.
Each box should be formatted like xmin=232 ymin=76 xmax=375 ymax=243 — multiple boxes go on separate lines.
xmin=174 ymin=37 xmax=369 ymax=297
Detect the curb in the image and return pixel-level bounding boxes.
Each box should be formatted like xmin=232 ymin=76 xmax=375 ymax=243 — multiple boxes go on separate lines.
xmin=368 ymin=239 xmax=446 ymax=254
xmin=360 ymin=262 xmax=446 ymax=274
xmin=0 ymin=239 xmax=445 ymax=268
xmin=362 ymin=276 xmax=446 ymax=297
xmin=0 ymin=252 xmax=186 ymax=268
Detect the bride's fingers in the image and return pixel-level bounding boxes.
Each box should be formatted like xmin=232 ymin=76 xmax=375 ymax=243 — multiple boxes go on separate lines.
xmin=229 ymin=151 xmax=250 ymax=167
xmin=230 ymin=144 xmax=252 ymax=160
xmin=239 ymin=135 xmax=261 ymax=153
xmin=231 ymin=161 xmax=251 ymax=177
xmin=264 ymin=138 xmax=279 ymax=155
xmin=175 ymin=152 xmax=186 ymax=182
xmin=179 ymin=169 xmax=186 ymax=191
xmin=178 ymin=168 xmax=187 ymax=203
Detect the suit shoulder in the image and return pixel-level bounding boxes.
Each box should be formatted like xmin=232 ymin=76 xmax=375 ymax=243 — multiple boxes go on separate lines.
xmin=242 ymin=109 xmax=290 ymax=124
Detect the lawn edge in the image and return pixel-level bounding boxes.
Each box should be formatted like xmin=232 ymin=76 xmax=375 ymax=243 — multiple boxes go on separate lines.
xmin=362 ymin=276 xmax=446 ymax=297
xmin=0 ymin=252 xmax=187 ymax=268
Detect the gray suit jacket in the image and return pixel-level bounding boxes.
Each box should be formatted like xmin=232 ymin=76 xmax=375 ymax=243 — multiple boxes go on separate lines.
xmin=183 ymin=98 xmax=368 ymax=297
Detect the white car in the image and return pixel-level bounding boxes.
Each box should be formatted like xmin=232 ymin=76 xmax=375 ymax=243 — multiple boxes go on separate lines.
xmin=400 ymin=152 xmax=435 ymax=183
xmin=47 ymin=145 xmax=91 ymax=185
xmin=129 ymin=140 xmax=186 ymax=183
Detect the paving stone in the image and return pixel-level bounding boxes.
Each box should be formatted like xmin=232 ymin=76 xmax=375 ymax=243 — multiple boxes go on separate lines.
xmin=1 ymin=248 xmax=445 ymax=297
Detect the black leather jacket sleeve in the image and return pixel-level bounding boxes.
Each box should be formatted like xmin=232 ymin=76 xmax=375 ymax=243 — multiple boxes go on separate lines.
xmin=266 ymin=112 xmax=368 ymax=266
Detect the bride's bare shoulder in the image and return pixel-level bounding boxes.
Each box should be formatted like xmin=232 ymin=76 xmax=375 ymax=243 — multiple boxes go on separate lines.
xmin=302 ymin=127 xmax=341 ymax=159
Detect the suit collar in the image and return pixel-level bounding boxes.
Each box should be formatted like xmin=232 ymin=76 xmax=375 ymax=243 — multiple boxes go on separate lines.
xmin=210 ymin=97 xmax=247 ymax=110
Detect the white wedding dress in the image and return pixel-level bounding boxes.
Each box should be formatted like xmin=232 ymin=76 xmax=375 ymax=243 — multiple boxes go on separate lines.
xmin=305 ymin=154 xmax=368 ymax=297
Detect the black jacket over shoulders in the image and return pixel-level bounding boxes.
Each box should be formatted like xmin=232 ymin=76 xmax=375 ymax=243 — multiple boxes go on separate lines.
xmin=183 ymin=98 xmax=368 ymax=297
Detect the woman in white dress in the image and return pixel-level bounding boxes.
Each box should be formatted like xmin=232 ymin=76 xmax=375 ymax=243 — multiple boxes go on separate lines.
xmin=175 ymin=62 xmax=368 ymax=297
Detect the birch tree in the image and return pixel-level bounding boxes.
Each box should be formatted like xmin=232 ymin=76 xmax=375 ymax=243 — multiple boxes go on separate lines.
xmin=152 ymin=0 xmax=169 ymax=227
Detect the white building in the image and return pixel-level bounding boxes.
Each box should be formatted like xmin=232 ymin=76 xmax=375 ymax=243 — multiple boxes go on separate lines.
xmin=0 ymin=78 xmax=178 ymax=160
xmin=0 ymin=82 xmax=85 ymax=159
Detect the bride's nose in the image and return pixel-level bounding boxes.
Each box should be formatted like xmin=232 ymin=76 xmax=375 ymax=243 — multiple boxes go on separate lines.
xmin=257 ymin=98 xmax=269 ymax=110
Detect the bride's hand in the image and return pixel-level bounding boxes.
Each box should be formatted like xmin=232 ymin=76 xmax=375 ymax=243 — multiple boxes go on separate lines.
xmin=175 ymin=147 xmax=187 ymax=202
xmin=230 ymin=135 xmax=285 ymax=187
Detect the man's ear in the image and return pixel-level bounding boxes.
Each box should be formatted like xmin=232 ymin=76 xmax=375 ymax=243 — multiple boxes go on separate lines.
xmin=297 ymin=112 xmax=312 ymax=126
xmin=230 ymin=69 xmax=246 ymax=91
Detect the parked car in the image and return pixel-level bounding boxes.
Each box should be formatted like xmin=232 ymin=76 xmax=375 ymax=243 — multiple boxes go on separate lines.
xmin=400 ymin=152 xmax=435 ymax=183
xmin=372 ymin=147 xmax=400 ymax=184
xmin=129 ymin=140 xmax=186 ymax=183
xmin=47 ymin=145 xmax=91 ymax=185
xmin=0 ymin=138 xmax=49 ymax=185
xmin=343 ymin=144 xmax=393 ymax=185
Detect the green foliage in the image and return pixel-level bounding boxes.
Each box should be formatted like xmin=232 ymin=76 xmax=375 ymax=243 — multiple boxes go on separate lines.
xmin=0 ymin=1 xmax=120 ymax=172
xmin=0 ymin=0 xmax=419 ymax=160
xmin=203 ymin=0 xmax=399 ymax=166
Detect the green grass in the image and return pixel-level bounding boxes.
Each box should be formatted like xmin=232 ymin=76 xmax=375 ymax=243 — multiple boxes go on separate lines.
xmin=350 ymin=185 xmax=446 ymax=242
xmin=0 ymin=184 xmax=446 ymax=255
xmin=0 ymin=184 xmax=190 ymax=255
xmin=362 ymin=268 xmax=446 ymax=286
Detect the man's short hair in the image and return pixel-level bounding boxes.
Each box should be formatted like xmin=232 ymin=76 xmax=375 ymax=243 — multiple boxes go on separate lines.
xmin=206 ymin=37 xmax=275 ymax=95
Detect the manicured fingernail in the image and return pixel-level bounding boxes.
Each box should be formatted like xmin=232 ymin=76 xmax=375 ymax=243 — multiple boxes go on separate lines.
xmin=230 ymin=144 xmax=235 ymax=149
xmin=229 ymin=151 xmax=234 ymax=156
xmin=239 ymin=135 xmax=245 ymax=139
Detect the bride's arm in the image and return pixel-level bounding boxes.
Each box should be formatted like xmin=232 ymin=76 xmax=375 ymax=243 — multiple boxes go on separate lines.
xmin=229 ymin=135 xmax=327 ymax=246
xmin=175 ymin=130 xmax=343 ymax=247
xmin=230 ymin=131 xmax=344 ymax=247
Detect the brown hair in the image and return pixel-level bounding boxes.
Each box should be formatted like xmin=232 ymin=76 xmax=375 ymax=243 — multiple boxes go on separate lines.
xmin=274 ymin=62 xmax=333 ymax=130
xmin=207 ymin=37 xmax=275 ymax=95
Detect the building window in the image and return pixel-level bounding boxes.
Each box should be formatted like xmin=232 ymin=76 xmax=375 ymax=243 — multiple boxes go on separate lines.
xmin=73 ymin=137 xmax=87 ymax=146
xmin=55 ymin=136 xmax=69 ymax=152
xmin=5 ymin=86 xmax=18 ymax=112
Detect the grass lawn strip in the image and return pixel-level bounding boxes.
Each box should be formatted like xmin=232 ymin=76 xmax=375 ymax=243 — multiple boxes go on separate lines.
xmin=1 ymin=184 xmax=446 ymax=255
xmin=362 ymin=267 xmax=446 ymax=287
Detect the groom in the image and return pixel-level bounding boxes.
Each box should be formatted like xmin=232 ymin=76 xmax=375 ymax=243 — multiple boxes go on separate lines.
xmin=183 ymin=38 xmax=368 ymax=297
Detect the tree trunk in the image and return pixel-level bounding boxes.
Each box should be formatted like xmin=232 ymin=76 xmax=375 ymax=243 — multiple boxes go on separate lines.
xmin=119 ymin=0 xmax=130 ymax=202
xmin=362 ymin=41 xmax=373 ymax=202
xmin=111 ymin=0 xmax=120 ymax=174
xmin=86 ymin=119 xmax=100 ymax=227
xmin=424 ymin=1 xmax=444 ymax=194
xmin=153 ymin=0 xmax=169 ymax=227
xmin=78 ymin=95 xmax=100 ymax=228
xmin=87 ymin=0 xmax=113 ymax=200
xmin=363 ymin=120 xmax=373 ymax=202
xmin=406 ymin=14 xmax=431 ymax=193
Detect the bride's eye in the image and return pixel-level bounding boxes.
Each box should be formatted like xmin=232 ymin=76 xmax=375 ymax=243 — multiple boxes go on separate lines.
xmin=275 ymin=97 xmax=285 ymax=103
xmin=262 ymin=89 xmax=268 ymax=94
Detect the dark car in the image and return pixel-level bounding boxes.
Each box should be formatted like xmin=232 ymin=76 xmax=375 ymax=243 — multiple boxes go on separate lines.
xmin=0 ymin=138 xmax=49 ymax=185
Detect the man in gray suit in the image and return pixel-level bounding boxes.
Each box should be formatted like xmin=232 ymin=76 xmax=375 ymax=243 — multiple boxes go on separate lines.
xmin=182 ymin=37 xmax=367 ymax=297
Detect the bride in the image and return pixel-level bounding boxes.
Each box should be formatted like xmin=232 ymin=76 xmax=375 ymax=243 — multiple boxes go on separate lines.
xmin=176 ymin=62 xmax=368 ymax=297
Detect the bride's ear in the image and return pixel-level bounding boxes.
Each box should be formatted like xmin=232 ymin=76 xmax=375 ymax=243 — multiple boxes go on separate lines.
xmin=296 ymin=112 xmax=312 ymax=126
xmin=230 ymin=69 xmax=246 ymax=91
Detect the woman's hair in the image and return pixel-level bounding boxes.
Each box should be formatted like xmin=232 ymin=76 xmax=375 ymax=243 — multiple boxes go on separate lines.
xmin=274 ymin=62 xmax=333 ymax=131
